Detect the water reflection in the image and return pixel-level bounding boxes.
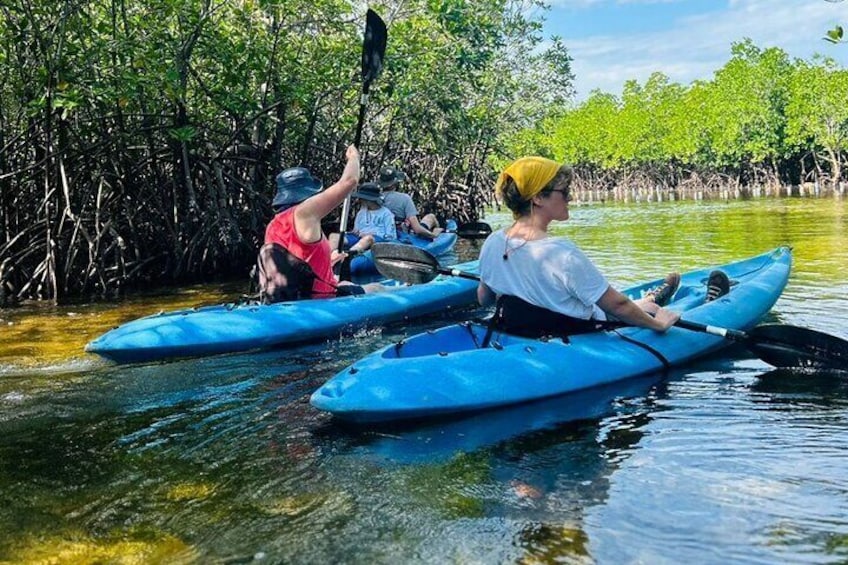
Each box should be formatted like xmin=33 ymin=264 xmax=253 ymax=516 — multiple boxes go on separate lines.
xmin=325 ymin=374 xmax=666 ymax=467
xmin=751 ymin=367 xmax=848 ymax=404
xmin=312 ymin=374 xmax=670 ymax=562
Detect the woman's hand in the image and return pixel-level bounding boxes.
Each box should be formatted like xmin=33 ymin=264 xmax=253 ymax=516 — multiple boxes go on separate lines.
xmin=341 ymin=145 xmax=361 ymax=185
xmin=345 ymin=145 xmax=361 ymax=182
xmin=346 ymin=145 xmax=360 ymax=162
xmin=652 ymin=306 xmax=680 ymax=332
xmin=330 ymin=249 xmax=348 ymax=267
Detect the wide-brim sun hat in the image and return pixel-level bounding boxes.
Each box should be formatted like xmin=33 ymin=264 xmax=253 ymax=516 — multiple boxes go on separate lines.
xmin=352 ymin=181 xmax=384 ymax=203
xmin=378 ymin=166 xmax=408 ymax=189
xmin=272 ymin=167 xmax=323 ymax=212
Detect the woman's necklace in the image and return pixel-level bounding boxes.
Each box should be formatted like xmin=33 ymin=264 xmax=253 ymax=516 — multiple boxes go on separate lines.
xmin=502 ymin=223 xmax=542 ymax=261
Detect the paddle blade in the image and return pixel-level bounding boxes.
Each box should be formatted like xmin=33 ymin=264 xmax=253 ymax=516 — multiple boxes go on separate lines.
xmin=455 ymin=221 xmax=492 ymax=240
xmin=747 ymin=324 xmax=848 ymax=370
xmin=372 ymin=243 xmax=440 ymax=284
xmin=362 ymin=9 xmax=387 ymax=87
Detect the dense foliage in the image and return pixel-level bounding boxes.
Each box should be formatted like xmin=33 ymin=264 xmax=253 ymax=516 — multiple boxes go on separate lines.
xmin=505 ymin=40 xmax=848 ymax=196
xmin=0 ymin=0 xmax=572 ymax=304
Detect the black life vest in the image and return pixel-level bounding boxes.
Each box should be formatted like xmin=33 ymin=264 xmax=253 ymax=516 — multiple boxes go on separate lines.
xmin=255 ymin=243 xmax=317 ymax=303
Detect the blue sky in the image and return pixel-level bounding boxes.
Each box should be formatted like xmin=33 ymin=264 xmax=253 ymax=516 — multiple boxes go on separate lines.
xmin=541 ymin=0 xmax=848 ymax=99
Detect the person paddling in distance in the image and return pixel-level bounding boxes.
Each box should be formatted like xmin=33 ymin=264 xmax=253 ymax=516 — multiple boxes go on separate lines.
xmin=341 ymin=181 xmax=398 ymax=255
xmin=258 ymin=145 xmax=384 ymax=302
xmin=477 ymin=156 xmax=681 ymax=336
xmin=378 ymin=166 xmax=443 ymax=240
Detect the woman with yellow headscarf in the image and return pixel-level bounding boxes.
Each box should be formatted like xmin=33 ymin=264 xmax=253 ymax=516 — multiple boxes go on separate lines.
xmin=477 ymin=157 xmax=682 ymax=336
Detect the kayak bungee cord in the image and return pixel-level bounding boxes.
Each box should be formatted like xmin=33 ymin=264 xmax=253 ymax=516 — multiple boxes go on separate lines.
xmin=611 ymin=330 xmax=672 ymax=371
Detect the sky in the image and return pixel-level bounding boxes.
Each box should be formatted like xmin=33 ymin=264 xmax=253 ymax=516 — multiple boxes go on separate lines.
xmin=542 ymin=0 xmax=848 ymax=100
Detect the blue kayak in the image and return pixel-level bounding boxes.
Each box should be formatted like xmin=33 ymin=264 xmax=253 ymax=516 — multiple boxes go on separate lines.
xmin=86 ymin=260 xmax=479 ymax=364
xmin=350 ymin=220 xmax=458 ymax=276
xmin=311 ymin=247 xmax=792 ymax=423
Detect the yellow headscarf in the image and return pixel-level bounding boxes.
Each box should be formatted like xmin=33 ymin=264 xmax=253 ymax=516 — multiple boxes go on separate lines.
xmin=495 ymin=157 xmax=562 ymax=202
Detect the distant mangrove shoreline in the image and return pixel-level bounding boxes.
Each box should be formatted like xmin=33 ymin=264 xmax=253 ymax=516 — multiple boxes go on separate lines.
xmin=571 ymin=181 xmax=847 ymax=205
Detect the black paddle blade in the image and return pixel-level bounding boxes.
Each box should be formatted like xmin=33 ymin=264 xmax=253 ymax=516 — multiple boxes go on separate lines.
xmin=362 ymin=9 xmax=387 ymax=87
xmin=746 ymin=324 xmax=848 ymax=370
xmin=372 ymin=243 xmax=440 ymax=284
xmin=455 ymin=221 xmax=492 ymax=240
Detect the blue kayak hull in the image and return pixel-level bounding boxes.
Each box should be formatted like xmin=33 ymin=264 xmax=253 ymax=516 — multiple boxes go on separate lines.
xmin=86 ymin=261 xmax=480 ymax=364
xmin=350 ymin=220 xmax=458 ymax=276
xmin=311 ymin=247 xmax=792 ymax=422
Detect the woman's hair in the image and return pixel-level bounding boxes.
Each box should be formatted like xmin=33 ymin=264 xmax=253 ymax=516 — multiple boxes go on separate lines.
xmin=499 ymin=165 xmax=573 ymax=217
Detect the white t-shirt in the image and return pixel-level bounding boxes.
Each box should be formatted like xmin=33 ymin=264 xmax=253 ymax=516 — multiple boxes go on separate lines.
xmin=479 ymin=230 xmax=610 ymax=320
xmin=354 ymin=206 xmax=397 ymax=240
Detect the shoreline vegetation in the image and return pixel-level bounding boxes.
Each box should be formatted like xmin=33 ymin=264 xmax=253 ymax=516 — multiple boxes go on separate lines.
xmin=571 ymin=181 xmax=847 ymax=205
xmin=1 ymin=2 xmax=845 ymax=306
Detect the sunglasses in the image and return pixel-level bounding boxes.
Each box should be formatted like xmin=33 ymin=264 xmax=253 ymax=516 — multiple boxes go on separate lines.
xmin=547 ymin=188 xmax=572 ymax=202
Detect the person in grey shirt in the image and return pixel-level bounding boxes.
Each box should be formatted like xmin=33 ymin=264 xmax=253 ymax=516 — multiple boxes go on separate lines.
xmin=378 ymin=166 xmax=443 ymax=239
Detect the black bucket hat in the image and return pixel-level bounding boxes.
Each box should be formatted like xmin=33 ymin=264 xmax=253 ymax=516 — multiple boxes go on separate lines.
xmin=352 ymin=182 xmax=383 ymax=203
xmin=378 ymin=166 xmax=409 ymax=189
xmin=272 ymin=167 xmax=323 ymax=212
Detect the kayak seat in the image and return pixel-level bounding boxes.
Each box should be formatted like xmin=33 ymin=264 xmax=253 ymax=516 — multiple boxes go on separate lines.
xmin=480 ymin=295 xmax=624 ymax=347
xmin=256 ymin=243 xmax=317 ymax=304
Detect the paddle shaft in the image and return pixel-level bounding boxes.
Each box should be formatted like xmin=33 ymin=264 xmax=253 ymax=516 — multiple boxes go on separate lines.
xmin=674 ymin=319 xmax=749 ymax=341
xmin=437 ymin=266 xmax=482 ymax=281
xmin=337 ymin=92 xmax=369 ymax=252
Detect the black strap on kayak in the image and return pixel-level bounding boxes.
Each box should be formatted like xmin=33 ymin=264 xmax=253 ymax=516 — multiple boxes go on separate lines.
xmin=612 ymin=330 xmax=671 ymax=371
xmin=461 ymin=321 xmax=482 ymax=349
xmin=480 ymin=299 xmax=503 ymax=349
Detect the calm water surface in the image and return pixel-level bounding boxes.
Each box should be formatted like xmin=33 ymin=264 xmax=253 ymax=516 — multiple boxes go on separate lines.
xmin=1 ymin=197 xmax=847 ymax=563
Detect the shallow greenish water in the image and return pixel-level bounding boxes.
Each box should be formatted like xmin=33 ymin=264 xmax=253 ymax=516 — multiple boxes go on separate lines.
xmin=1 ymin=197 xmax=847 ymax=563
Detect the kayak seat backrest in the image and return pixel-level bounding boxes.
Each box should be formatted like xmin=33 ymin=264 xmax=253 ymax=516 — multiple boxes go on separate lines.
xmin=481 ymin=295 xmax=624 ymax=347
xmin=256 ymin=243 xmax=317 ymax=304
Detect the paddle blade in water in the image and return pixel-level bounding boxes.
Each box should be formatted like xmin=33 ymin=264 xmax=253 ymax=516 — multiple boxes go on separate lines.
xmin=372 ymin=243 xmax=440 ymax=284
xmin=747 ymin=324 xmax=848 ymax=370
xmin=455 ymin=222 xmax=492 ymax=240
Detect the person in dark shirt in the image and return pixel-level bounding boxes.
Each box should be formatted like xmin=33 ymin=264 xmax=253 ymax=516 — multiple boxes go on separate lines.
xmin=378 ymin=166 xmax=443 ymax=240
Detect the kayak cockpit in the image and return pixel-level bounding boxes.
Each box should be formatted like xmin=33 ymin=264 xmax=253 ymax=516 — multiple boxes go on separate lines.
xmin=381 ymin=323 xmax=484 ymax=358
xmin=382 ymin=322 xmax=567 ymax=359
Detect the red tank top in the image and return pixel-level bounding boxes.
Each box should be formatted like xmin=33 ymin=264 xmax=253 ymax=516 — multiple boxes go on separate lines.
xmin=264 ymin=208 xmax=337 ymax=298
